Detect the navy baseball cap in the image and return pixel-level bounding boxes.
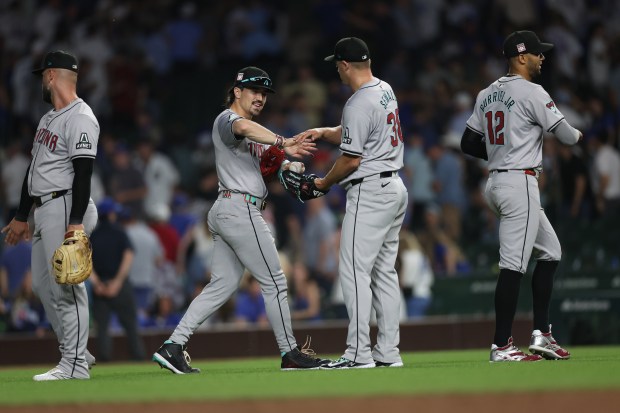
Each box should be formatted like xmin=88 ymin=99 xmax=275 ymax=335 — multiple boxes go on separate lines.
xmin=503 ymin=31 xmax=553 ymax=58
xmin=324 ymin=37 xmax=370 ymax=62
xmin=32 ymin=50 xmax=79 ymax=75
xmin=234 ymin=66 xmax=275 ymax=93
xmin=97 ymin=197 xmax=122 ymax=215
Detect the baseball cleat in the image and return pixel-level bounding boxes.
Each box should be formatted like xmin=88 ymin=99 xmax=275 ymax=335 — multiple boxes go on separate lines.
xmin=33 ymin=367 xmax=73 ymax=381
xmin=490 ymin=337 xmax=543 ymax=362
xmin=529 ymin=325 xmax=570 ymax=360
xmin=281 ymin=347 xmax=325 ymax=370
xmin=375 ymin=360 xmax=404 ymax=368
xmin=86 ymin=350 xmax=96 ymax=370
xmin=320 ymin=357 xmax=376 ymax=369
xmin=152 ymin=342 xmax=201 ymax=374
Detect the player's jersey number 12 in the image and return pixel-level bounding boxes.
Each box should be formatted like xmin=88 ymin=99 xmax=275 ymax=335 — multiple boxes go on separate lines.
xmin=485 ymin=110 xmax=505 ymax=145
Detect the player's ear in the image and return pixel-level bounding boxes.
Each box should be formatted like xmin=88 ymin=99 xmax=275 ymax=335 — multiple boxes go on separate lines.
xmin=234 ymin=86 xmax=243 ymax=99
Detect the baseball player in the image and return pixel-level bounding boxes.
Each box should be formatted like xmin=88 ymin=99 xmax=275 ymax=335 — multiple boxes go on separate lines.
xmin=152 ymin=66 xmax=327 ymax=373
xmin=461 ymin=31 xmax=581 ymax=362
xmin=1 ymin=50 xmax=99 ymax=379
xmin=301 ymin=37 xmax=408 ymax=369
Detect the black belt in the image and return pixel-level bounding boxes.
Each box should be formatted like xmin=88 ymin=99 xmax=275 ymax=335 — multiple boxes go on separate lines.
xmin=350 ymin=171 xmax=396 ymax=187
xmin=33 ymin=190 xmax=69 ymax=207
xmin=495 ymin=169 xmax=537 ymax=176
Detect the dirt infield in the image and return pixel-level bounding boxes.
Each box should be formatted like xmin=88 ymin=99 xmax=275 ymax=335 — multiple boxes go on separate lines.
xmin=5 ymin=390 xmax=619 ymax=413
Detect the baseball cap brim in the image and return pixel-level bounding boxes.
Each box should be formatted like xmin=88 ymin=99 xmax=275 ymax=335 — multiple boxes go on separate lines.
xmin=324 ymin=55 xmax=336 ymax=62
xmin=537 ymin=42 xmax=554 ymax=53
xmin=32 ymin=68 xmax=46 ymax=76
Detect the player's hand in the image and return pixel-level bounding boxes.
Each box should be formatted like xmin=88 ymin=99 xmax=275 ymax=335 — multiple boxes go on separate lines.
xmin=67 ymin=223 xmax=85 ymax=233
xmin=283 ymin=134 xmax=316 ymax=159
xmin=314 ymin=177 xmax=329 ymax=191
xmin=298 ymin=128 xmax=325 ymax=142
xmin=1 ymin=219 xmax=30 ymax=246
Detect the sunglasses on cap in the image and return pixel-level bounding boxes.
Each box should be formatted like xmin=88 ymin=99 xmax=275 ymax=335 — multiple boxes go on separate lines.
xmin=238 ymin=76 xmax=273 ymax=87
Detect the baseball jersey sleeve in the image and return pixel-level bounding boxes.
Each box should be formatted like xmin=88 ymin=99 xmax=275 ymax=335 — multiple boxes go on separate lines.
xmin=465 ymin=91 xmax=485 ymax=135
xmin=216 ymin=111 xmax=244 ymax=147
xmin=66 ymin=114 xmax=99 ymax=160
xmin=527 ymin=87 xmax=565 ymax=132
xmin=339 ymin=104 xmax=371 ymax=156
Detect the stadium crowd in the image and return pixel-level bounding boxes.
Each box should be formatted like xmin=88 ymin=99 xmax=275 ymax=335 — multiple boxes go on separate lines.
xmin=1 ymin=0 xmax=619 ymax=341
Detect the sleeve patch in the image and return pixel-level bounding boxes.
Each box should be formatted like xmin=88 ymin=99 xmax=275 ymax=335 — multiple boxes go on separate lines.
xmin=341 ymin=126 xmax=352 ymax=145
xmin=76 ymin=132 xmax=92 ymax=149
xmin=545 ymin=100 xmax=559 ymax=115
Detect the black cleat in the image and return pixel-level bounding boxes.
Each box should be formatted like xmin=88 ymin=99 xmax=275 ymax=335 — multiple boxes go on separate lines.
xmin=152 ymin=342 xmax=201 ymax=374
xmin=281 ymin=336 xmax=330 ymax=370
xmin=281 ymin=347 xmax=323 ymax=370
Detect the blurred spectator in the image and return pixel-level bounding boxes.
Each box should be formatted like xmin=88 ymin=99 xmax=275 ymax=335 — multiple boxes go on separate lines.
xmin=1 ymin=140 xmax=30 ymax=222
xmin=146 ymin=202 xmax=184 ymax=326
xmin=90 ymin=198 xmax=145 ymax=361
xmin=428 ymin=143 xmax=467 ymax=241
xmin=108 ymin=143 xmax=147 ymax=219
xmin=0 ymin=240 xmax=45 ymax=333
xmin=285 ymin=256 xmax=322 ymax=323
xmin=119 ymin=207 xmax=165 ymax=327
xmin=302 ymin=195 xmax=338 ymax=295
xmin=134 ymin=138 xmax=180 ymax=213
xmin=417 ymin=204 xmax=471 ymax=277
xmin=557 ymin=141 xmax=593 ymax=220
xmin=588 ymin=134 xmax=620 ymax=218
xmin=397 ymin=231 xmax=434 ymax=319
xmin=281 ymin=65 xmax=328 ymax=128
xmin=234 ymin=275 xmax=268 ymax=327
xmin=403 ymin=134 xmax=435 ymax=231
xmin=177 ymin=217 xmax=214 ymax=301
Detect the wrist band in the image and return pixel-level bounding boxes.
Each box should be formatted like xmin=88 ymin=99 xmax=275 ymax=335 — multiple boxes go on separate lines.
xmin=274 ymin=135 xmax=284 ymax=149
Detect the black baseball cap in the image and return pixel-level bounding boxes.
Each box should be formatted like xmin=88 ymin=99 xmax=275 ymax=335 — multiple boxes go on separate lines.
xmin=32 ymin=50 xmax=79 ymax=75
xmin=234 ymin=66 xmax=275 ymax=93
xmin=503 ymin=31 xmax=553 ymax=58
xmin=324 ymin=37 xmax=370 ymax=62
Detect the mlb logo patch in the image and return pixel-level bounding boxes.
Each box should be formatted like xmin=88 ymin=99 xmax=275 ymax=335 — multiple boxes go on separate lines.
xmin=517 ymin=43 xmax=526 ymax=53
xmin=237 ymin=73 xmax=244 ymax=81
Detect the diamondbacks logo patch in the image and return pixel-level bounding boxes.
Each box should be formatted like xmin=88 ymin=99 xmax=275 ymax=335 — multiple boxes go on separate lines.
xmin=76 ymin=133 xmax=92 ymax=149
xmin=545 ymin=100 xmax=558 ymax=114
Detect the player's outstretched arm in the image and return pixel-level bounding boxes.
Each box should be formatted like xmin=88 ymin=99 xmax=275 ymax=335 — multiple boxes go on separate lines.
xmin=298 ymin=126 xmax=342 ymax=145
xmin=283 ymin=134 xmax=316 ymax=158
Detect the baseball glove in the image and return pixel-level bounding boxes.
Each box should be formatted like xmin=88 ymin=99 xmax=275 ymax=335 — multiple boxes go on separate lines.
xmin=52 ymin=230 xmax=93 ymax=285
xmin=260 ymin=144 xmax=286 ymax=180
xmin=278 ymin=170 xmax=329 ymax=202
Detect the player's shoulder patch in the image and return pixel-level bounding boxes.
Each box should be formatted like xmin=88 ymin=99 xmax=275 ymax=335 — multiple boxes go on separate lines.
xmin=545 ymin=100 xmax=559 ymax=115
xmin=341 ymin=126 xmax=352 ymax=145
xmin=76 ymin=132 xmax=92 ymax=150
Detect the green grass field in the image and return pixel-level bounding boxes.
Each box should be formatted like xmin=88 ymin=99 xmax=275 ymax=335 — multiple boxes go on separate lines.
xmin=1 ymin=346 xmax=619 ymax=406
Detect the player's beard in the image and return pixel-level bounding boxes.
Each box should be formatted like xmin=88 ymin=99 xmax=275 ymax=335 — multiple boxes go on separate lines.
xmin=528 ymin=60 xmax=542 ymax=79
xmin=42 ymin=84 xmax=52 ymax=103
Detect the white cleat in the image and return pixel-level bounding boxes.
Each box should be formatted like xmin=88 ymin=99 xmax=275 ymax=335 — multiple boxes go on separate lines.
xmin=33 ymin=367 xmax=72 ymax=381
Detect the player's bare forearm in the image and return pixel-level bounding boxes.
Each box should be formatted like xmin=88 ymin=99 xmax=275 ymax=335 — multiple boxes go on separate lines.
xmin=233 ymin=118 xmax=280 ymax=145
xmin=300 ymin=126 xmax=342 ymax=145
xmin=315 ymin=153 xmax=361 ymax=190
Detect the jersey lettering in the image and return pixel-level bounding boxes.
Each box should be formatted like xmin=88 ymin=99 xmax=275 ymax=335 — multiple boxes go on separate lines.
xmin=485 ymin=110 xmax=505 ymax=145
xmin=247 ymin=141 xmax=265 ymax=158
xmin=387 ymin=108 xmax=403 ymax=147
xmin=34 ymin=128 xmax=58 ymax=152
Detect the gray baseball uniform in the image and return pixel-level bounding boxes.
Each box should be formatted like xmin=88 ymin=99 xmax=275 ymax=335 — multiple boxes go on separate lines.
xmin=466 ymin=75 xmax=571 ymax=272
xmin=338 ymin=78 xmax=408 ymax=365
xmin=29 ymin=98 xmax=99 ymax=378
xmin=170 ymin=108 xmax=298 ymax=353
